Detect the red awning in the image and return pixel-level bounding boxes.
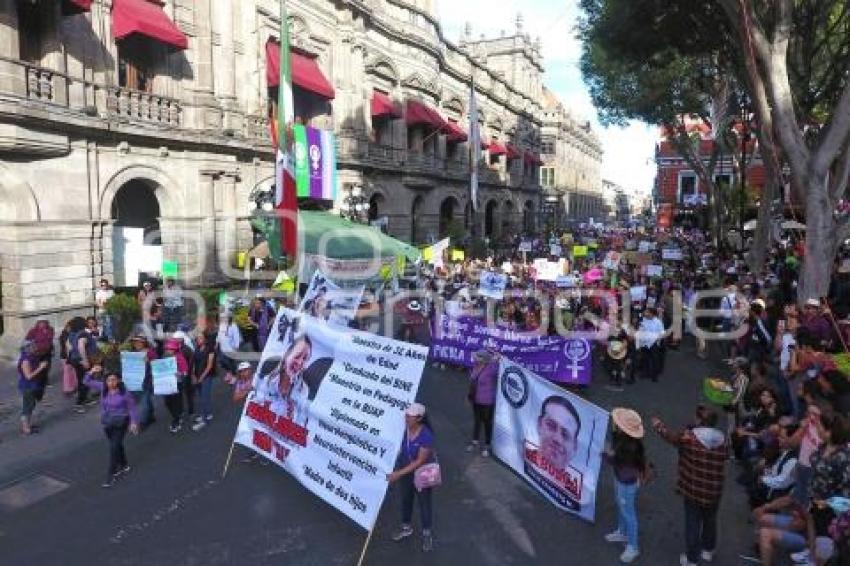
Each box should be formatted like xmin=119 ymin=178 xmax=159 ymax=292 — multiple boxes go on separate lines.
xmin=488 ymin=141 xmax=507 ymax=156
xmin=265 ymin=41 xmax=336 ymax=100
xmin=444 ymin=120 xmax=468 ymax=143
xmin=112 ymin=0 xmax=188 ymax=50
xmin=371 ymin=90 xmax=401 ymax=119
xmin=505 ymin=144 xmax=521 ymax=160
xmin=406 ymin=99 xmax=446 ymax=131
xmin=63 ymin=0 xmax=92 ymax=14
xmin=524 ymin=151 xmax=542 ymax=165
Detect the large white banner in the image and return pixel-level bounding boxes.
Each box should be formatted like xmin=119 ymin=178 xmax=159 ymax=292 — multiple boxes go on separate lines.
xmin=234 ymin=308 xmax=428 ymax=530
xmin=299 ymin=269 xmax=364 ymax=327
xmin=493 ymin=359 xmax=609 ymax=522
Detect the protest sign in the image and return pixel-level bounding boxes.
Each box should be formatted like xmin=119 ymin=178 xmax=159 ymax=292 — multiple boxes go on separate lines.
xmin=451 ymin=249 xmax=465 ymax=261
xmin=493 ymin=360 xmax=609 ymax=522
xmin=638 ymin=241 xmax=655 ymax=253
xmin=662 ymin=248 xmax=683 ymax=261
xmin=501 ymin=262 xmax=514 ymax=274
xmin=235 ymin=309 xmax=429 ymax=530
xmin=533 ymin=258 xmax=549 ymax=274
xmin=572 ymin=245 xmax=588 ymax=258
xmin=430 ymin=315 xmax=594 ymax=384
xmin=550 ymin=244 xmax=562 ymax=257
xmin=602 ymin=251 xmax=621 ymax=270
xmin=479 ymin=271 xmax=508 ymax=300
xmin=537 ymin=261 xmax=561 ymax=282
xmin=120 ymin=351 xmax=146 ymax=392
xmin=629 ymin=286 xmax=647 ymax=302
xmin=646 ymin=264 xmax=663 ymax=277
xmin=518 ymin=240 xmax=532 ymax=253
xmin=299 ymin=269 xmax=364 ymax=327
xmin=162 ymin=260 xmax=178 ymax=279
xmin=151 ymin=357 xmax=178 ymax=395
xmin=556 ymin=275 xmax=578 ymax=288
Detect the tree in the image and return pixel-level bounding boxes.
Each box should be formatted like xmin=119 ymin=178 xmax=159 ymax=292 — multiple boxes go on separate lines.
xmin=580 ymin=0 xmax=850 ymax=300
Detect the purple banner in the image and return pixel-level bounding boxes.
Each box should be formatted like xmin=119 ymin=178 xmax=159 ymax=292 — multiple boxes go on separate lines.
xmin=307 ymin=127 xmax=324 ymax=199
xmin=429 ymin=315 xmax=593 ymax=384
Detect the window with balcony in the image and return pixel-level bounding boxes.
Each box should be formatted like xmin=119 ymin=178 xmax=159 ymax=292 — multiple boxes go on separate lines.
xmin=541 ymin=167 xmax=555 ymax=187
xmin=679 ymin=173 xmax=698 ymax=204
xmin=17 ymin=0 xmax=51 ymax=64
xmin=541 ymin=136 xmax=555 ymax=155
xmin=117 ymin=40 xmax=155 ymax=92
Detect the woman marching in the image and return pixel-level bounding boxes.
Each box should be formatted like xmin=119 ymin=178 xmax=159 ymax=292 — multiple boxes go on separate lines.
xmin=388 ymin=403 xmax=437 ymax=553
xmin=467 ymin=349 xmax=498 ymax=457
xmin=604 ymin=407 xmax=650 ymax=564
xmin=83 ymin=365 xmax=139 ymax=488
xmin=18 ymin=340 xmax=48 ymax=435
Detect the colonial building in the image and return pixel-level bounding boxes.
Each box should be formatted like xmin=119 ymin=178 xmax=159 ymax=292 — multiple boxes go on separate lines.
xmin=539 ymin=87 xmax=605 ymax=224
xmin=0 ymin=0 xmax=557 ymax=345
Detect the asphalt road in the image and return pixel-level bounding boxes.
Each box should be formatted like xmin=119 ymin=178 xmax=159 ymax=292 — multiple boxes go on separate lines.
xmin=0 ymin=340 xmax=754 ymax=566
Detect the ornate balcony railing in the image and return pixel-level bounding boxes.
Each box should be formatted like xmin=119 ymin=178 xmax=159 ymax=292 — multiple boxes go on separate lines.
xmin=106 ymin=86 xmax=181 ymax=127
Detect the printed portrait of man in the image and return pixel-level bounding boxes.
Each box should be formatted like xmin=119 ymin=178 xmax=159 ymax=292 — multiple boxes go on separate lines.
xmin=537 ymin=394 xmax=582 ymax=470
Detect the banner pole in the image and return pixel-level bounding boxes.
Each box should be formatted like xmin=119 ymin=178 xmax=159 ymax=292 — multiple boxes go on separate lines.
xmin=356 ymin=528 xmax=376 ymax=566
xmin=221 ymin=441 xmax=237 ymax=479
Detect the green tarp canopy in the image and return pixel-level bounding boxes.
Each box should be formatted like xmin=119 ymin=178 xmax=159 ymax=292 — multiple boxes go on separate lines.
xmin=299 ymin=210 xmax=420 ymax=263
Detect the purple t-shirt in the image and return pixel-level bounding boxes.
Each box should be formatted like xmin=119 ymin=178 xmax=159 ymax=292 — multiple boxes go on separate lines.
xmin=400 ymin=426 xmax=435 ymax=467
xmin=470 ymin=362 xmax=498 ymax=405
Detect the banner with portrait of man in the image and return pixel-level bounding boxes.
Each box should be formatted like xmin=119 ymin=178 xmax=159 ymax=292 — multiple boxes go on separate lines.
xmin=299 ymin=269 xmax=364 ymax=327
xmin=493 ymin=360 xmax=609 ymax=522
xmin=233 ymin=308 xmax=429 ymax=530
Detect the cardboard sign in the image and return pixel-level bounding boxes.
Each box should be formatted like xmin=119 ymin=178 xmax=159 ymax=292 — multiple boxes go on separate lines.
xmin=646 ymin=264 xmax=663 ymax=277
xmin=662 ymin=248 xmax=683 ymax=261
xmin=162 ymin=260 xmax=179 ymax=278
xmin=572 ymin=245 xmax=588 ymax=258
xmin=519 ymin=240 xmax=532 ymax=252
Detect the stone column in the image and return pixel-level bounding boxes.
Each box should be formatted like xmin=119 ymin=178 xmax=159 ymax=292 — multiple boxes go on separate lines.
xmin=217 ymin=172 xmax=239 ymax=277
xmin=213 ymin=0 xmax=241 ymax=132
xmin=198 ymin=171 xmax=218 ymax=284
xmin=184 ymin=0 xmax=221 ymax=130
xmin=0 ymin=0 xmax=24 ymax=95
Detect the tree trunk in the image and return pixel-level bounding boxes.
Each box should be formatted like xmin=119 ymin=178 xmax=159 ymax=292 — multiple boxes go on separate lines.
xmin=747 ymin=183 xmax=774 ymax=271
xmin=799 ymin=176 xmax=836 ymax=302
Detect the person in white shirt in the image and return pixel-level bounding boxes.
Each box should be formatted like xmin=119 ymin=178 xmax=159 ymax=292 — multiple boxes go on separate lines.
xmin=95 ymin=278 xmax=115 ymax=341
xmin=635 ymin=308 xmax=665 ymax=382
xmin=216 ymin=313 xmax=242 ymax=382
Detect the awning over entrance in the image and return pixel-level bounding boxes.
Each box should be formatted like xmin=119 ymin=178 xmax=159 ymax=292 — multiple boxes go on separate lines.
xmin=488 ymin=141 xmax=507 ymax=156
xmin=524 ymin=151 xmax=542 ymax=165
xmin=265 ymin=41 xmax=336 ymax=100
xmin=371 ymin=90 xmax=401 ymax=119
xmin=405 ymin=99 xmax=446 ymax=131
xmin=444 ymin=120 xmax=468 ymax=143
xmin=505 ymin=144 xmax=521 ymax=160
xmin=63 ymin=0 xmax=92 ymax=14
xmin=112 ymin=0 xmax=188 ymax=50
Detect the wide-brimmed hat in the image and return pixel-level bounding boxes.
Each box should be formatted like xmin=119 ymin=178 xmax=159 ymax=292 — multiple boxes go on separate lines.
xmin=607 ymin=340 xmax=628 ymax=360
xmin=236 ymin=362 xmax=253 ymax=372
xmin=472 ymin=349 xmax=494 ymax=363
xmin=612 ymin=407 xmax=644 ymax=439
xmin=405 ymin=402 xmax=426 ymax=417
xmin=407 ymin=300 xmax=422 ymax=312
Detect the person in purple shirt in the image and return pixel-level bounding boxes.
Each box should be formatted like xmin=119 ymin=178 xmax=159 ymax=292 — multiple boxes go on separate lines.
xmin=800 ymin=298 xmax=833 ymax=347
xmin=18 ymin=340 xmax=48 ymax=435
xmin=467 ymin=349 xmax=498 ymax=457
xmin=84 ymin=366 xmax=139 ymax=488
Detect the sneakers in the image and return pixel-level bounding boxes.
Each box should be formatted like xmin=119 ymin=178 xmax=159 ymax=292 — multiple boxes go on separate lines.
xmin=101 ymin=478 xmax=114 ymax=488
xmin=116 ymin=465 xmax=131 ymax=477
xmin=481 ymin=447 xmax=490 ymax=458
xmin=169 ymin=422 xmax=181 ymax=434
xmin=466 ymin=440 xmax=479 ymax=453
xmin=391 ymin=524 xmax=413 ymax=542
xmin=790 ymin=549 xmax=810 ymax=564
xmin=701 ymin=550 xmax=714 ymax=562
xmin=620 ymin=546 xmax=639 ymax=564
xmin=605 ymin=531 xmax=629 ymax=544
xmin=679 ymin=554 xmax=697 ymax=566
xmin=422 ymin=530 xmax=433 ymax=552
xmin=204 ymin=414 xmax=213 ymax=422
xmin=191 ymin=418 xmax=207 ymax=432
xmin=73 ymin=405 xmax=86 ymax=414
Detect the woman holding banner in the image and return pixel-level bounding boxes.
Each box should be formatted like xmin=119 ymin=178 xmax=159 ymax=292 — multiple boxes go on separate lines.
xmin=388 ymin=403 xmax=436 ymax=553
xmin=467 ymin=350 xmax=498 ymax=457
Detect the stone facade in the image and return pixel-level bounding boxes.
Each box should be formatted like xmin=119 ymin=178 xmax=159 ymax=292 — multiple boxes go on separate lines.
xmin=0 ymin=0 xmax=595 ymax=348
xmin=539 ymin=87 xmax=605 ymax=224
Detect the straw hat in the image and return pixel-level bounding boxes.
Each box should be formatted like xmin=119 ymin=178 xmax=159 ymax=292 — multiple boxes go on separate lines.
xmin=607 ymin=340 xmax=628 ymax=360
xmin=612 ymin=407 xmax=644 ymax=439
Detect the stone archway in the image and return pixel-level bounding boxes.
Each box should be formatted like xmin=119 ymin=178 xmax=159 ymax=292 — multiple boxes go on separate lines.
xmin=110 ymin=179 xmax=164 ymax=287
xmin=438 ymin=196 xmax=459 ymax=238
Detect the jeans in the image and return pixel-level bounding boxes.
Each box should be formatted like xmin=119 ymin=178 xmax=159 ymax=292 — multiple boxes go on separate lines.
xmin=615 ymin=479 xmax=640 ymax=549
xmin=400 ymin=472 xmax=433 ymax=531
xmin=104 ymin=421 xmax=129 ymax=476
xmin=133 ymin=390 xmax=155 ymax=427
xmin=684 ymin=499 xmax=718 ymax=563
xmin=98 ymin=313 xmax=114 ymax=342
xmin=21 ymin=389 xmax=38 ymax=418
xmin=71 ymin=362 xmax=88 ymax=405
xmin=472 ymin=403 xmax=494 ymax=445
xmin=164 ymin=381 xmax=185 ymax=426
xmin=197 ymin=377 xmax=214 ymax=419
xmin=181 ymin=374 xmax=194 ymax=417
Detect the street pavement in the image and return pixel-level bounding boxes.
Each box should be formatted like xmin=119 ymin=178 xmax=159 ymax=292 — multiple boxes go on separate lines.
xmin=0 ymin=340 xmax=755 ymax=566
